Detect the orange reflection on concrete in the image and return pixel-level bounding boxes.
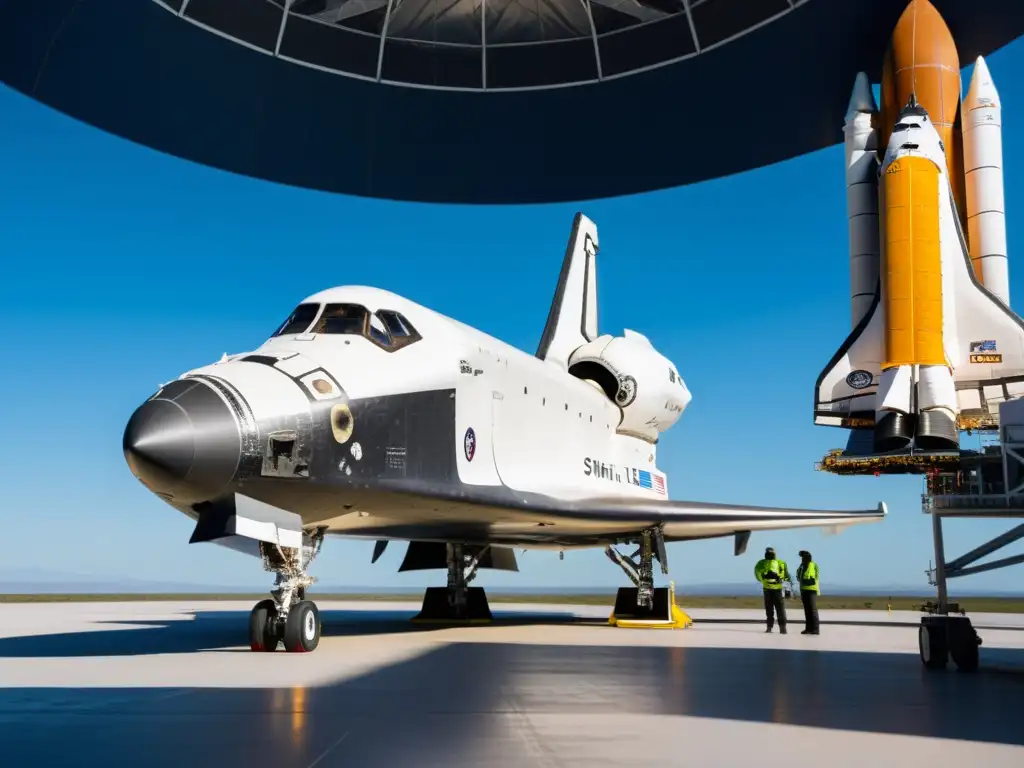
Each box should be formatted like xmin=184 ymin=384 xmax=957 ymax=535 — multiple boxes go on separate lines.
xmin=267 ymin=686 xmax=309 ymax=751
xmin=291 ymin=686 xmax=307 ymax=746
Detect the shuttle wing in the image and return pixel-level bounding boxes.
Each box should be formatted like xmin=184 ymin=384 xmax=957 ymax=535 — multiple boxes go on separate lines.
xmin=532 ymin=496 xmax=887 ymax=543
xmin=814 ymin=287 xmax=885 ymax=428
xmin=319 ymin=480 xmax=887 ymax=549
xmin=368 ymin=482 xmax=888 ymax=547
xmin=944 ymin=190 xmax=1024 ymax=418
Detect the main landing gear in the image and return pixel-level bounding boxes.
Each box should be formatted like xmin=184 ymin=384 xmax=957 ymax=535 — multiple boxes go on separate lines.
xmin=411 ymin=543 xmax=493 ymax=623
xmin=249 ymin=527 xmax=326 ymax=653
xmin=604 ymin=525 xmax=692 ymax=628
xmin=921 ymin=512 xmax=983 ymax=671
xmin=919 ymin=614 xmax=981 ymax=672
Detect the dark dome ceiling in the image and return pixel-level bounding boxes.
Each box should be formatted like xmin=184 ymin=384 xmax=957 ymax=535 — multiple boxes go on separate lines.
xmin=166 ymin=0 xmax=799 ymax=88
xmin=1 ymin=0 xmax=1021 ymax=203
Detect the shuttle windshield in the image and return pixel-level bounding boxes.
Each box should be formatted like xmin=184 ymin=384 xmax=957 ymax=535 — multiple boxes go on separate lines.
xmin=311 ymin=303 xmax=422 ymax=351
xmin=314 ymin=304 xmax=368 ymax=335
xmin=272 ymin=303 xmax=320 ymax=336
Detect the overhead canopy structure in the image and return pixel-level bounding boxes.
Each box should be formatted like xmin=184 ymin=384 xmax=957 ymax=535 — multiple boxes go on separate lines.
xmin=1 ymin=0 xmax=1022 ymax=203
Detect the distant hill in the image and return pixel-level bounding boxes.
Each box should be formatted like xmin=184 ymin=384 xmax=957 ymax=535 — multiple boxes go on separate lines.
xmin=0 ymin=569 xmax=256 ymax=594
xmin=1 ymin=572 xmax=1020 ymax=598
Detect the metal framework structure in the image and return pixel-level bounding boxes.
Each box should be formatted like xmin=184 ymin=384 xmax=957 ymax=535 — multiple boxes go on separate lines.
xmin=917 ymin=417 xmax=1024 ymax=671
xmin=162 ymin=0 xmax=815 ymax=92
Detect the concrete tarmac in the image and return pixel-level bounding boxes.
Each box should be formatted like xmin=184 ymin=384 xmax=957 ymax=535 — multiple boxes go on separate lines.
xmin=1 ymin=600 xmax=1023 ymax=767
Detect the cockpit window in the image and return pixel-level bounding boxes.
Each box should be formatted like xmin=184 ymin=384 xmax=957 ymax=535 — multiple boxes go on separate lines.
xmin=368 ymin=313 xmax=390 ymax=345
xmin=272 ymin=303 xmax=320 ymax=336
xmin=379 ymin=311 xmax=418 ymax=341
xmin=305 ymin=303 xmax=422 ymax=352
xmin=314 ymin=304 xmax=368 ymax=335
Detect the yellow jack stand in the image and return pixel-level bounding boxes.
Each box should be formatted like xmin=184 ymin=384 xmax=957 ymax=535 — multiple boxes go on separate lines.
xmin=608 ymin=582 xmax=693 ymax=629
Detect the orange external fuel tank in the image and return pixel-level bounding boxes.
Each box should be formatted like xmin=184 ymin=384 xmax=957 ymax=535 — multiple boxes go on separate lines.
xmin=879 ymin=0 xmax=971 ymax=258
xmin=881 ymin=155 xmax=945 ymax=370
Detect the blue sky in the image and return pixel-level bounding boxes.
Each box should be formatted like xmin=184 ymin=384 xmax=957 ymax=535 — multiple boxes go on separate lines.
xmin=1 ymin=41 xmax=1022 ymax=594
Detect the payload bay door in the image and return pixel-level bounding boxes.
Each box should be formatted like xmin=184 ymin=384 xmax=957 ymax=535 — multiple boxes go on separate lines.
xmin=454 ymin=348 xmax=502 ymax=488
xmin=491 ymin=376 xmax=586 ymax=495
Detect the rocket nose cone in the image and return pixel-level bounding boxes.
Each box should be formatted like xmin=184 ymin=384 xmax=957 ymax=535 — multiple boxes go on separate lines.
xmin=897 ymin=0 xmax=943 ymax=26
xmin=890 ymin=0 xmax=956 ymax=60
xmin=845 ymin=72 xmax=877 ymax=120
xmin=966 ymin=55 xmax=999 ymax=105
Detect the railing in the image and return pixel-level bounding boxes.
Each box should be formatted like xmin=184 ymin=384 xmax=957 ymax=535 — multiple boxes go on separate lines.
xmin=925 ymin=493 xmax=1024 ymax=510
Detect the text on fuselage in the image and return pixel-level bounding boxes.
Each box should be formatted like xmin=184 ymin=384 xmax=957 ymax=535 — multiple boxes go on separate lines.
xmin=583 ymin=458 xmax=665 ymax=494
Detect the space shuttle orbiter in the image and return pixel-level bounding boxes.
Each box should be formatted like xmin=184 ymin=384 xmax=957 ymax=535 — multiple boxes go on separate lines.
xmin=814 ymin=0 xmax=1023 ymax=454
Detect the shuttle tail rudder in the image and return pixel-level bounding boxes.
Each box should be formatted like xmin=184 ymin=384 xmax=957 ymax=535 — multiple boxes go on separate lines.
xmin=536 ymin=213 xmax=599 ymax=369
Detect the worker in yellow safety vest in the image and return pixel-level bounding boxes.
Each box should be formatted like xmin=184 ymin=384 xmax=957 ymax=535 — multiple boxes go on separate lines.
xmin=754 ymin=547 xmax=789 ymax=634
xmin=796 ymin=550 xmax=820 ymax=635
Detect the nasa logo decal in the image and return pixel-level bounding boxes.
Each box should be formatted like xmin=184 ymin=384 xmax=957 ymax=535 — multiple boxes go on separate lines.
xmin=616 ymin=375 xmax=638 ymax=407
xmin=846 ymin=370 xmax=873 ymax=390
xmin=464 ymin=427 xmax=476 ymax=462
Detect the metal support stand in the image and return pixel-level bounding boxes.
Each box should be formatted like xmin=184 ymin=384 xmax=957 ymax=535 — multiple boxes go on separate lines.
xmin=412 ymin=543 xmax=494 ymax=623
xmin=919 ymin=475 xmax=992 ymax=672
xmin=604 ymin=525 xmax=691 ymax=629
xmin=446 ymin=542 xmax=487 ymax=617
xmin=604 ymin=525 xmax=668 ymax=609
xmin=930 ymin=502 xmax=949 ymax=615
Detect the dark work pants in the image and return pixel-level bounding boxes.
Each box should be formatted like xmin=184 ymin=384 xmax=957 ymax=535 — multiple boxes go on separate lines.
xmin=763 ymin=589 xmax=786 ymax=629
xmin=801 ymin=590 xmax=819 ymax=632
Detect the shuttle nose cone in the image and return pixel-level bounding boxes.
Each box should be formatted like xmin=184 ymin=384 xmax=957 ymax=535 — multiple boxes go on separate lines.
xmin=123 ymin=379 xmax=242 ymax=502
xmin=123 ymin=398 xmax=195 ymax=486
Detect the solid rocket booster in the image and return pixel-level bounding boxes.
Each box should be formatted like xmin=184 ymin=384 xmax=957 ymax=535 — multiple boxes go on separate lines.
xmin=879 ymin=0 xmax=970 ymax=250
xmin=964 ymin=56 xmax=1010 ymax=306
xmin=844 ymin=73 xmax=881 ymax=329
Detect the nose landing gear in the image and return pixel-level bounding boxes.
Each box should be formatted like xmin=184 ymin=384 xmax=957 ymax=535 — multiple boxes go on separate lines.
xmin=248 ymin=527 xmax=326 ymax=652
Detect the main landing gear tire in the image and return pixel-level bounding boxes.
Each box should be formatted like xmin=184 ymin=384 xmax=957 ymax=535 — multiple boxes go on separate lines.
xmin=919 ymin=622 xmax=948 ymax=670
xmin=950 ymin=634 xmax=980 ymax=672
xmin=248 ymin=599 xmax=321 ymax=653
xmin=919 ymin=617 xmax=981 ymax=672
xmin=283 ymin=600 xmax=321 ymax=653
xmin=249 ymin=599 xmax=279 ymax=652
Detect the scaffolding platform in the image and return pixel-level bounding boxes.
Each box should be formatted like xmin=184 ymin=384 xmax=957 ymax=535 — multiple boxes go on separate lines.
xmin=821 ymin=398 xmax=1024 ymax=672
xmin=817 ymin=448 xmax=965 ymax=475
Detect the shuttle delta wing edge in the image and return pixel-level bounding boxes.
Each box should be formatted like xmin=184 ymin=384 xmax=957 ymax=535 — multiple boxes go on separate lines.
xmin=945 ymin=187 xmax=1024 ymax=421
xmin=531 ymin=496 xmax=888 ymax=545
xmin=813 ymin=287 xmax=884 ymax=430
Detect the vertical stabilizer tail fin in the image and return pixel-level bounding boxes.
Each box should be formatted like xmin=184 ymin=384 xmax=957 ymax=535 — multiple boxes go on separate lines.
xmin=536 ymin=212 xmax=599 ymax=368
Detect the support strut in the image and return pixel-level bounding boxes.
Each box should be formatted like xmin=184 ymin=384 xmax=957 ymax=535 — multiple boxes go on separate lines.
xmin=260 ymin=526 xmax=326 ymax=622
xmin=604 ymin=525 xmax=668 ymax=609
xmin=249 ymin=526 xmax=327 ymax=653
xmin=446 ymin=542 xmax=487 ymax=617
xmin=920 ymin=474 xmax=981 ymax=672
xmin=603 ymin=525 xmax=690 ymax=629
xmin=412 ymin=542 xmax=494 ymax=623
